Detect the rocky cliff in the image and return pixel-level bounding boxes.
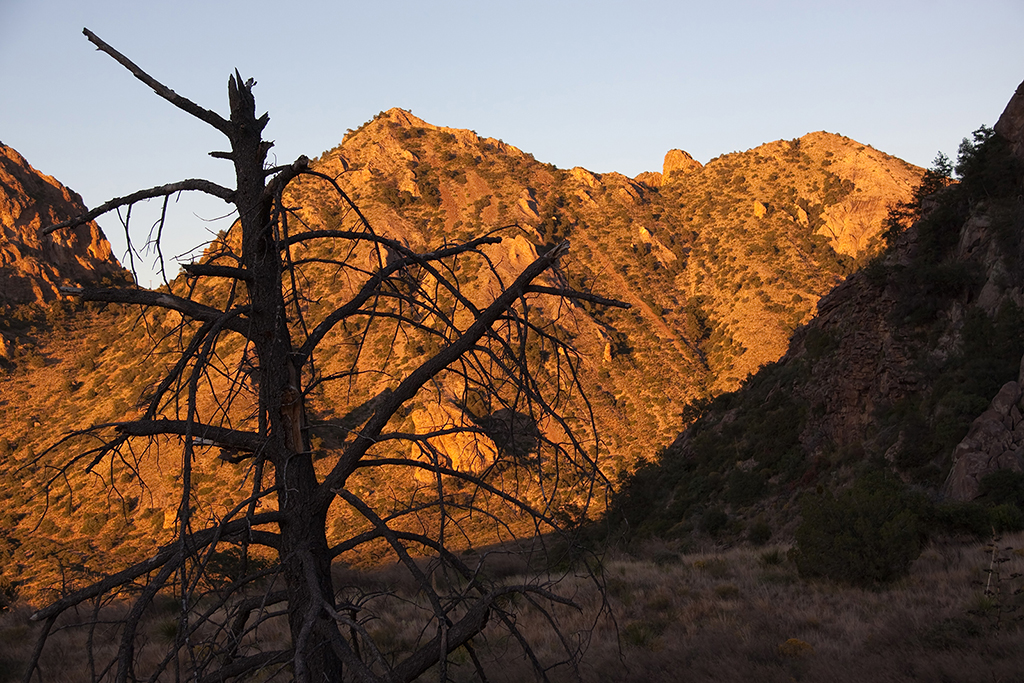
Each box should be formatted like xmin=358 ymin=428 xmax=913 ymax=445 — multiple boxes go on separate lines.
xmin=0 ymin=143 xmax=123 ymax=308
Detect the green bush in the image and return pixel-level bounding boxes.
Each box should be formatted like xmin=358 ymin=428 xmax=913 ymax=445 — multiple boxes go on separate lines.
xmin=790 ymin=471 xmax=925 ymax=585
xmin=978 ymin=470 xmax=1024 ymax=508
xmin=989 ymin=503 xmax=1024 ymax=533
xmin=747 ymin=519 xmax=773 ymax=546
xmin=700 ymin=508 xmax=729 ymax=536
xmin=930 ymin=501 xmax=992 ymax=538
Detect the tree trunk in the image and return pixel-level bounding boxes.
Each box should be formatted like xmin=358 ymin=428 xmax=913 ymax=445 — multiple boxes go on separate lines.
xmin=227 ymin=74 xmax=343 ymax=682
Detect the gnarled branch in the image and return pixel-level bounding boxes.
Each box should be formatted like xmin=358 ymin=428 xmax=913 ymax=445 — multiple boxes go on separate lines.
xmin=59 ymin=286 xmax=250 ymax=333
xmin=42 ymin=179 xmax=235 ymax=235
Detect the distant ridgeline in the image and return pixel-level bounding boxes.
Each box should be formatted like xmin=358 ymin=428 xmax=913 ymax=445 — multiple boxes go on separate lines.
xmin=0 ymin=143 xmax=123 ymax=306
xmin=0 ymin=111 xmax=920 ymax=592
xmin=612 ymin=79 xmax=1024 ymax=546
xmin=0 ymin=142 xmax=126 ymax=362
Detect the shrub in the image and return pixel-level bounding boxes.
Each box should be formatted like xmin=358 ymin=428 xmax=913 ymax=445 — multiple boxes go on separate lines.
xmin=989 ymin=503 xmax=1024 ymax=533
xmin=778 ymin=638 xmax=814 ymax=657
xmin=622 ymin=620 xmax=662 ymax=650
xmin=790 ymin=471 xmax=925 ymax=585
xmin=714 ymin=583 xmax=740 ymax=599
xmin=978 ymin=470 xmax=1024 ymax=508
xmin=81 ymin=512 xmax=110 ymax=536
xmin=930 ymin=501 xmax=992 ymax=538
xmin=726 ymin=469 xmax=766 ymax=507
xmin=700 ymin=508 xmax=729 ymax=536
xmin=0 ymin=575 xmax=18 ymax=611
xmin=748 ymin=519 xmax=773 ymax=546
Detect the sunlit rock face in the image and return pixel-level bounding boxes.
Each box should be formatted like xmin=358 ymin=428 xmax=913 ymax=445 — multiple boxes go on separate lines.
xmin=0 ymin=142 xmax=123 ymax=308
xmin=661 ymin=148 xmax=702 ymax=182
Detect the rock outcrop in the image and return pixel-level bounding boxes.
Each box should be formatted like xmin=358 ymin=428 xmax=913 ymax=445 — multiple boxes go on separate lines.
xmin=995 ymin=78 xmax=1024 ymax=162
xmin=409 ymin=400 xmax=499 ymax=479
xmin=662 ymin=149 xmax=702 ymax=181
xmin=633 ymin=170 xmax=662 ymax=187
xmin=0 ymin=142 xmax=123 ymax=307
xmin=945 ymin=373 xmax=1024 ymax=501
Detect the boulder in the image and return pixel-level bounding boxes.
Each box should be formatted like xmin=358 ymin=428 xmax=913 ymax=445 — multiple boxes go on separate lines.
xmin=991 ymin=381 xmax=1022 ymax=416
xmin=944 ymin=373 xmax=1024 ymax=501
xmin=569 ymin=166 xmax=600 ymax=188
xmin=409 ymin=400 xmax=498 ymax=481
xmin=634 ymin=171 xmax=662 ymax=187
xmin=994 ymin=78 xmax=1024 ymax=161
xmin=945 ymin=446 xmax=1023 ymax=502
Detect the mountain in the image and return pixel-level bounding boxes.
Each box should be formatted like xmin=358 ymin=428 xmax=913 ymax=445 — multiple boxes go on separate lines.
xmin=0 ymin=142 xmax=125 ymax=362
xmin=0 ymin=115 xmax=921 ymax=593
xmin=303 ymin=111 xmax=920 ymax=463
xmin=0 ymin=143 xmax=122 ymax=307
xmin=612 ymin=84 xmax=1024 ymax=540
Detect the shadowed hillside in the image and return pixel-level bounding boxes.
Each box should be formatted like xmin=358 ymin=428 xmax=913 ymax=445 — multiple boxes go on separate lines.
xmin=611 ymin=84 xmax=1024 ymax=545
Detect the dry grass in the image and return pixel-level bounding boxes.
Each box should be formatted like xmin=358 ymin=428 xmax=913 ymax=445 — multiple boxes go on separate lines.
xmin=2 ymin=533 xmax=1023 ymax=682
xmin=569 ymin=535 xmax=1024 ymax=683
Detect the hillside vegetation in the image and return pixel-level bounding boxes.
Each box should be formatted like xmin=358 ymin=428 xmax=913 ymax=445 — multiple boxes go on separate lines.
xmin=611 ymin=116 xmax=1024 ymax=554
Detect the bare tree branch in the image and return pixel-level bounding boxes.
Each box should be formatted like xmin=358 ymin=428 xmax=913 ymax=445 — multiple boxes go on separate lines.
xmin=112 ymin=419 xmax=264 ymax=452
xmin=42 ymin=179 xmax=235 ymax=235
xmin=27 ymin=511 xmax=284 ymax=635
xmin=318 ymin=242 xmax=571 ymax=503
xmin=59 ymin=286 xmax=250 ymax=333
xmin=181 ymin=263 xmax=251 ymax=281
xmin=198 ymin=650 xmax=292 ymax=683
xmin=524 ymin=284 xmax=631 ymax=309
xmin=83 ymin=28 xmax=232 ymax=136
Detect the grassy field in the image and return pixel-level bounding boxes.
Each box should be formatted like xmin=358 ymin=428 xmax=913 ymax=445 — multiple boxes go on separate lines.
xmin=2 ymin=532 xmax=1022 ymax=682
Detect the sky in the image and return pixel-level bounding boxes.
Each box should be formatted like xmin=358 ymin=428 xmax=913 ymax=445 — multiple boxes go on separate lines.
xmin=2 ymin=0 xmax=1023 ymax=285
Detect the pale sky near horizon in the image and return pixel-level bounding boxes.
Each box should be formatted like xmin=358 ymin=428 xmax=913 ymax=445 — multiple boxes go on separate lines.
xmin=2 ymin=0 xmax=1023 ymax=284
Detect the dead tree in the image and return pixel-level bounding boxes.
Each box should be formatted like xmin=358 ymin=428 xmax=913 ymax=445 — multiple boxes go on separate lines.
xmin=25 ymin=29 xmax=626 ymax=683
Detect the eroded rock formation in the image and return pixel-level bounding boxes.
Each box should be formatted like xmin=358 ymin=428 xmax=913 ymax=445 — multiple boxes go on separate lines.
xmin=944 ymin=372 xmax=1024 ymax=501
xmin=0 ymin=142 xmax=123 ymax=307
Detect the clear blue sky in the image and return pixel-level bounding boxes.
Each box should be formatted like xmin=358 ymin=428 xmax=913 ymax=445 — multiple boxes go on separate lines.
xmin=2 ymin=0 xmax=1023 ymax=284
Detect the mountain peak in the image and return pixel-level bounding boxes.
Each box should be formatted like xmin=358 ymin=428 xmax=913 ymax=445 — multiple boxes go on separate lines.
xmin=0 ymin=143 xmax=123 ymax=309
xmin=662 ymin=148 xmax=702 ymax=181
xmin=378 ymin=107 xmax=436 ymax=130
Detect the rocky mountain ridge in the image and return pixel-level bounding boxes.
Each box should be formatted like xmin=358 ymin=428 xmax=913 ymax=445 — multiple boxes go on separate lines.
xmin=283 ymin=110 xmax=925 ymax=473
xmin=613 ymin=80 xmax=1024 ymax=539
xmin=0 ymin=113 xmax=922 ymax=592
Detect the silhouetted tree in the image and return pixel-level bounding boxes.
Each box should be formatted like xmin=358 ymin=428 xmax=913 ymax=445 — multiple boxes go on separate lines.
xmin=26 ymin=29 xmax=625 ymax=683
xmin=882 ymin=152 xmax=954 ymax=248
